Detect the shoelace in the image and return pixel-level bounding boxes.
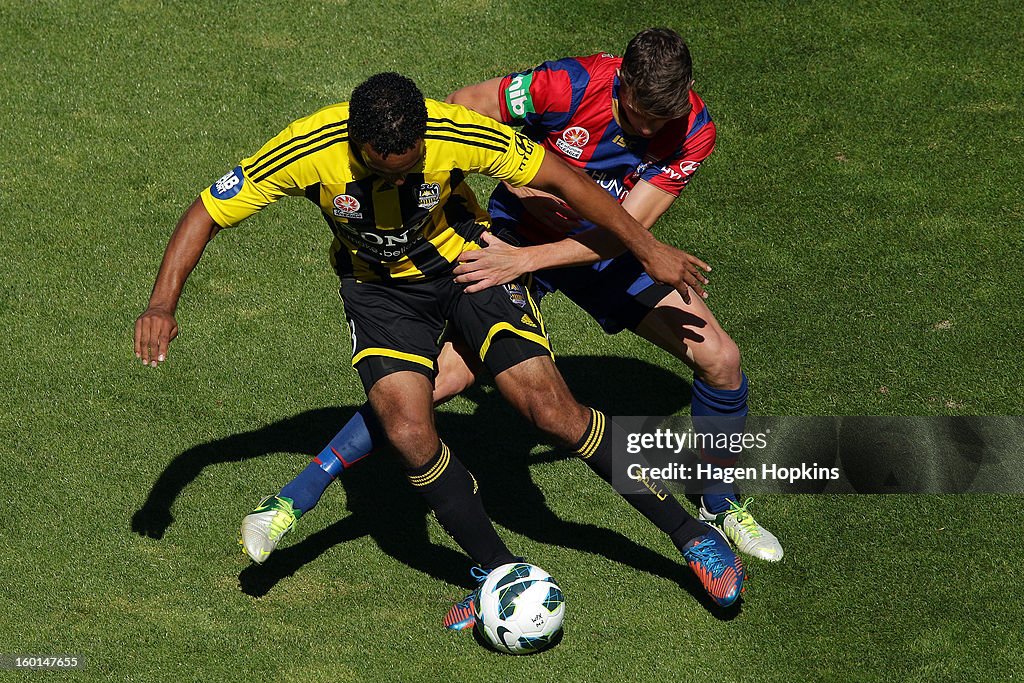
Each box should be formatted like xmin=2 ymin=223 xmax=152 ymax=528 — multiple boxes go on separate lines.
xmin=470 ymin=566 xmax=491 ymax=584
xmin=727 ymin=498 xmax=762 ymax=538
xmin=685 ymin=539 xmax=726 ymax=578
xmin=268 ymin=504 xmax=296 ymax=540
xmin=450 ymin=566 xmax=491 ymax=610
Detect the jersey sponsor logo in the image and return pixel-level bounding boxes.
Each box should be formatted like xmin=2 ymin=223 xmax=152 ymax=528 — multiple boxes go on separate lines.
xmin=211 ymin=166 xmax=244 ymax=200
xmin=555 ymin=127 xmax=590 ymax=159
xmin=357 ymin=226 xmax=418 ymax=260
xmin=416 ymin=182 xmax=441 ymax=210
xmin=587 ymin=170 xmax=628 ymax=200
xmin=342 ymin=214 xmax=430 ymax=260
xmin=503 ymin=282 xmax=527 ymax=308
xmin=677 ymin=159 xmax=703 ymax=175
xmin=659 ymin=160 xmax=702 ymax=181
xmin=333 ymin=194 xmax=363 ymax=219
xmin=504 ymin=71 xmax=535 ymax=119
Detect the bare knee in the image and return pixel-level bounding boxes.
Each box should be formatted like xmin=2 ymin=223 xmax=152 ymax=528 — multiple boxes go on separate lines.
xmin=432 ymin=363 xmax=477 ymax=405
xmin=432 ymin=339 xmax=479 ymax=405
xmin=368 ymin=373 xmax=438 ymax=467
xmin=380 ymin=418 xmax=438 ymax=467
xmin=637 ymin=293 xmax=742 ymax=390
xmin=696 ymin=331 xmax=743 ymax=390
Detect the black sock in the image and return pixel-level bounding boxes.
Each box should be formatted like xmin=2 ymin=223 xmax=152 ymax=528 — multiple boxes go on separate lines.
xmin=573 ymin=408 xmax=705 ymax=548
xmin=406 ymin=442 xmax=516 ymax=570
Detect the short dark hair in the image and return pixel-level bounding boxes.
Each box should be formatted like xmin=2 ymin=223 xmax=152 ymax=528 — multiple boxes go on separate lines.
xmin=619 ymin=28 xmax=693 ymax=118
xmin=349 ymin=72 xmax=428 ymax=156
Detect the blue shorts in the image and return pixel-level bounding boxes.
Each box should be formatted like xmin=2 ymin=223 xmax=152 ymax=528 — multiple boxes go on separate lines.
xmin=491 ymin=220 xmax=673 ymax=335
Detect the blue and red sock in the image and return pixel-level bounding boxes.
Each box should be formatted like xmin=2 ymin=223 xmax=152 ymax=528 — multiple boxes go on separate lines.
xmin=691 ymin=373 xmax=749 ymax=514
xmin=278 ymin=403 xmax=383 ymax=514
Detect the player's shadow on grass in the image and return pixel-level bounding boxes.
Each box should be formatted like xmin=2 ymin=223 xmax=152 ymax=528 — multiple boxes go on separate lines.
xmin=132 ymin=355 xmax=739 ymax=617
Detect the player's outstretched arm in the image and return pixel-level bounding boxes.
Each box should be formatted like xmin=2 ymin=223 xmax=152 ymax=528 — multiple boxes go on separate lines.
xmin=525 ymin=154 xmax=710 ymax=301
xmin=528 ymin=180 xmax=681 ymax=266
xmin=454 ymin=182 xmax=680 ymax=291
xmin=446 ymin=78 xmax=505 ymax=121
xmin=134 ymin=197 xmax=219 ymax=367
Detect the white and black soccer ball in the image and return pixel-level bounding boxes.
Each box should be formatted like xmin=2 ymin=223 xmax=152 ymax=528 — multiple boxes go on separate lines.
xmin=474 ymin=562 xmax=565 ymax=655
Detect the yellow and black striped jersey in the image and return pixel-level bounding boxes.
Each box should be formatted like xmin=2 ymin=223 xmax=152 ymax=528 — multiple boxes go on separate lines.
xmin=199 ymin=99 xmax=546 ymax=281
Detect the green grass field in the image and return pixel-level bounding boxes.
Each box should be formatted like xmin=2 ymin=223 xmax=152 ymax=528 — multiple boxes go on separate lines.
xmin=1 ymin=0 xmax=1022 ymax=680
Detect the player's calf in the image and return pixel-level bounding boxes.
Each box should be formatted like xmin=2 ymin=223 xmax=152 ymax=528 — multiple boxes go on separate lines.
xmin=368 ymin=371 xmax=439 ymax=468
xmin=568 ymin=408 xmax=745 ymax=604
xmin=367 ymin=370 xmax=518 ymax=570
xmin=492 ymin=355 xmax=591 ymax=446
xmin=636 ymin=291 xmax=743 ymax=390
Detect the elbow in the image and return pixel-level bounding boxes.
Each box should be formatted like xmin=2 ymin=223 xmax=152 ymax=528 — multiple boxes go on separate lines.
xmin=445 ymin=88 xmax=463 ymax=105
xmin=184 ymin=195 xmax=221 ymax=241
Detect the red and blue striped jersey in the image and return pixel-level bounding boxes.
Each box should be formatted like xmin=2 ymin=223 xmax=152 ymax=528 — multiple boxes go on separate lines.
xmin=489 ymin=52 xmax=715 ymax=244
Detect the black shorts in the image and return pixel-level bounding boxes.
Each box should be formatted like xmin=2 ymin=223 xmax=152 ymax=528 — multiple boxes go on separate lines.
xmin=339 ymin=275 xmax=551 ymax=392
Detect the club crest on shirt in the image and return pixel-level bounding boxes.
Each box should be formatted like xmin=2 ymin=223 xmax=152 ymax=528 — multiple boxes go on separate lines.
xmin=333 ymin=194 xmax=363 ymax=219
xmin=556 ymin=127 xmax=590 ymax=159
xmin=416 ymin=183 xmax=441 ymax=210
xmin=503 ymin=282 xmax=527 ymax=308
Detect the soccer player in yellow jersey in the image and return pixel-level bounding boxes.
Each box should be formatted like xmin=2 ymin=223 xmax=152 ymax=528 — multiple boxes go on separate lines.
xmin=135 ymin=73 xmax=744 ymax=617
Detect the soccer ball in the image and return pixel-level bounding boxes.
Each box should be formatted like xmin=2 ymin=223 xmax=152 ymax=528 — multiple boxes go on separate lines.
xmin=474 ymin=562 xmax=565 ymax=654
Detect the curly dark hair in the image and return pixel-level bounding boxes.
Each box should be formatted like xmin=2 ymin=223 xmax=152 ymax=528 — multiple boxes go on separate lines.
xmin=620 ymin=28 xmax=693 ymax=118
xmin=348 ymin=72 xmax=428 ymax=156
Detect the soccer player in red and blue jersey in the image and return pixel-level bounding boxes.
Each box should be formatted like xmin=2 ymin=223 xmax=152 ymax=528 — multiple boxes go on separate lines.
xmin=449 ymin=28 xmax=783 ymax=563
xmin=240 ymin=31 xmax=765 ymax=621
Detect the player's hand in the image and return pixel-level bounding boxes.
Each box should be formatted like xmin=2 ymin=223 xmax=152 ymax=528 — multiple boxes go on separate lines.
xmin=506 ymin=183 xmax=582 ymax=232
xmin=454 ymin=231 xmax=532 ymax=293
xmin=134 ymin=306 xmax=178 ymax=367
xmin=638 ymin=241 xmax=711 ymax=304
